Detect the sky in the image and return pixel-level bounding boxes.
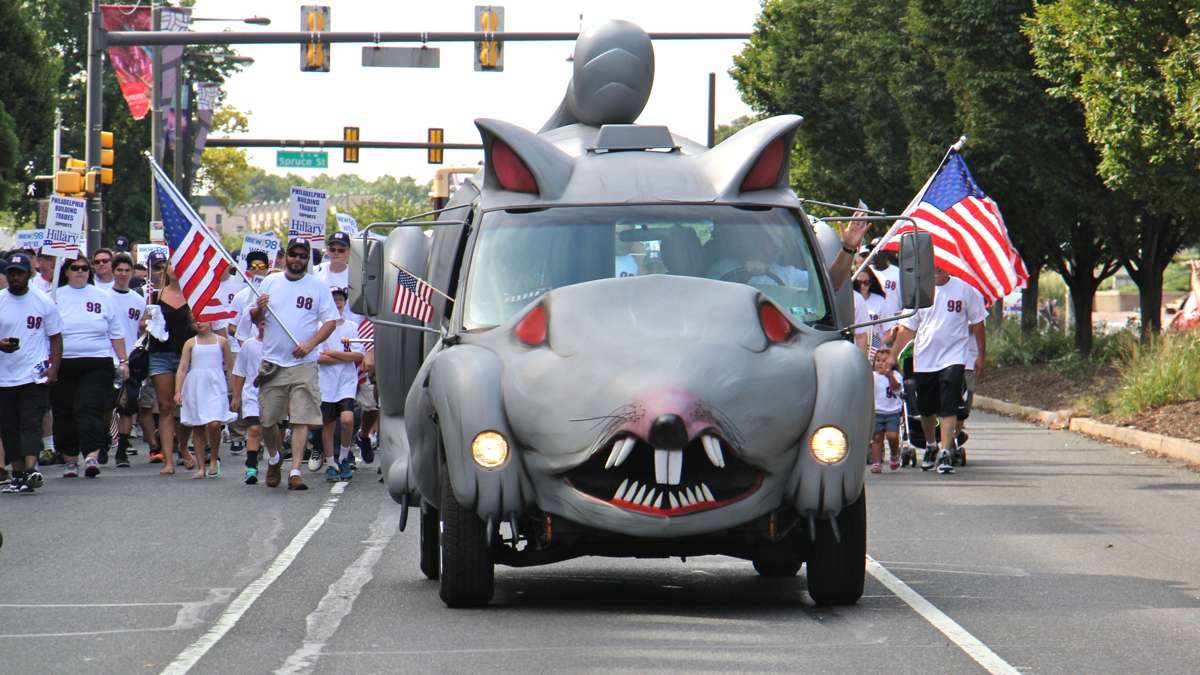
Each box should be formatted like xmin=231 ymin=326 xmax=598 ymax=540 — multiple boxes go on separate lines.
xmin=189 ymin=0 xmax=763 ymax=186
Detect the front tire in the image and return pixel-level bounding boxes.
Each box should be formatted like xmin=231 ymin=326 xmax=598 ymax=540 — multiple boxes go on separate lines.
xmin=419 ymin=500 xmax=439 ymax=580
xmin=437 ymin=469 xmax=494 ymax=607
xmin=805 ymin=488 xmax=866 ymax=605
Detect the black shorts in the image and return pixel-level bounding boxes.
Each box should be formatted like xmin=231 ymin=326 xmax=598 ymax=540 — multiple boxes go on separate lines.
xmin=321 ymin=398 xmax=355 ymax=424
xmin=912 ymin=364 xmax=966 ymax=418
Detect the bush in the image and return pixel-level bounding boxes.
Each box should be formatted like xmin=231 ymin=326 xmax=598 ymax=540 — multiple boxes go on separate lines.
xmin=987 ymin=320 xmax=1075 ymax=368
xmin=1110 ymin=331 xmax=1200 ymax=419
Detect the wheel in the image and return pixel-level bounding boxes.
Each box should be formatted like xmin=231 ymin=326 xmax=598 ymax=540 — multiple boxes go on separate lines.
xmin=419 ymin=500 xmax=440 ymax=580
xmin=753 ymin=557 xmax=801 ymax=578
xmin=805 ymin=488 xmax=866 ymax=606
xmin=438 ymin=468 xmax=494 ymax=607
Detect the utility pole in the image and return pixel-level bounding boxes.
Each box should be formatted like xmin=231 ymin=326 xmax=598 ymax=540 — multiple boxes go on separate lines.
xmin=150 ymin=4 xmax=161 ymax=222
xmin=707 ymin=72 xmax=716 ymax=149
xmin=84 ymin=0 xmax=105 ymax=255
xmin=173 ymin=69 xmax=184 ymax=188
xmin=52 ymin=107 xmax=62 ymax=172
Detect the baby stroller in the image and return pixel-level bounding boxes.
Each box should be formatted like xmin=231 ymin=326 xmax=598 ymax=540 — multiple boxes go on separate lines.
xmin=896 ymin=343 xmax=968 ymax=469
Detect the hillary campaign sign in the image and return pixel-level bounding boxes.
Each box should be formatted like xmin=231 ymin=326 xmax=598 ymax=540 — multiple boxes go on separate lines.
xmin=288 ymin=186 xmax=328 ymax=250
xmin=42 ymin=196 xmax=87 ymax=258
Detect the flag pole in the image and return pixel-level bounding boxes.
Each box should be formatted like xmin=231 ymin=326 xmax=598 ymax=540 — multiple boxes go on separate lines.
xmin=389 ymin=260 xmax=453 ymax=303
xmin=851 ymin=135 xmax=966 ymax=281
xmin=148 ymin=157 xmax=304 ymax=347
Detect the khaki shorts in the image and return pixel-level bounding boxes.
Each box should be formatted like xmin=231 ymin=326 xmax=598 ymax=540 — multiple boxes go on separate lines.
xmin=258 ymin=362 xmax=322 ymax=427
xmin=355 ymin=379 xmax=379 ymax=411
xmin=138 ymin=380 xmax=158 ymax=412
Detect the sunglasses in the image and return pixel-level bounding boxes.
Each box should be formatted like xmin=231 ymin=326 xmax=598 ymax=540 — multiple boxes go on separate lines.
xmin=249 ymin=261 xmax=269 ymax=270
xmin=68 ymin=265 xmax=90 ymax=272
xmin=286 ymin=251 xmax=310 ymax=259
xmin=92 ymin=258 xmax=111 ymax=265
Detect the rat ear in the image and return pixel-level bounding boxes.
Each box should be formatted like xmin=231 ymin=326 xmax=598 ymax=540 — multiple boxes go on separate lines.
xmin=701 ymin=115 xmax=804 ymax=198
xmin=476 ymin=118 xmax=575 ymax=200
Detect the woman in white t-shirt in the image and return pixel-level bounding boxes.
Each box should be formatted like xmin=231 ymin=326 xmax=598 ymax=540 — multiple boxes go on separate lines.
xmin=853 ymin=268 xmax=887 ymax=359
xmin=51 ymin=253 xmax=128 ymax=479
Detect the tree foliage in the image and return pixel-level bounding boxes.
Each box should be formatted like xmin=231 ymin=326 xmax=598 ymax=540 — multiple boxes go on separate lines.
xmin=0 ymin=0 xmax=61 ymax=215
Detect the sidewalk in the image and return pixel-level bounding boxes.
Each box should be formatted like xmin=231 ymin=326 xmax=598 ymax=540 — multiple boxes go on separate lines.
xmin=973 ymin=394 xmax=1200 ymax=468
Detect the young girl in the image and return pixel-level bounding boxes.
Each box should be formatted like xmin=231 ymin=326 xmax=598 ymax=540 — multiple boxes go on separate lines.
xmin=853 ymin=267 xmax=887 ymax=359
xmin=230 ymin=311 xmax=269 ymax=485
xmin=871 ymin=347 xmax=903 ymax=473
xmin=174 ymin=318 xmax=235 ymax=479
xmin=317 ymin=289 xmax=364 ymax=481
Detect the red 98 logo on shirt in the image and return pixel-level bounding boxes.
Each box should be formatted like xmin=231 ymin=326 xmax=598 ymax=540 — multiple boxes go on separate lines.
xmin=86 ymin=301 xmax=102 ymax=314
xmin=295 ymin=296 xmax=314 ymax=310
xmin=946 ymin=300 xmax=963 ymax=313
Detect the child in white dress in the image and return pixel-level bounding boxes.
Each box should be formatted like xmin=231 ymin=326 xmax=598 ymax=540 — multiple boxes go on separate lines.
xmin=174 ymin=319 xmax=235 ymax=479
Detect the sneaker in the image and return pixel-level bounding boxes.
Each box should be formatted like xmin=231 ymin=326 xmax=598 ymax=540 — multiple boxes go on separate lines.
xmin=869 ymin=462 xmax=882 ymax=474
xmin=339 ymin=459 xmax=354 ymax=481
xmin=921 ymin=446 xmax=937 ymax=471
xmin=325 ymin=465 xmax=339 ymax=482
xmin=84 ymin=458 xmax=101 ymax=478
xmin=115 ymin=450 xmax=131 ymax=468
xmin=356 ymin=433 xmax=375 ymax=464
xmin=39 ymin=448 xmax=57 ymax=465
xmin=26 ymin=471 xmax=44 ymax=489
xmin=244 ymin=467 xmax=259 ymax=485
xmin=936 ymin=449 xmax=955 ymax=474
xmin=956 ymin=430 xmax=969 ymax=447
xmin=98 ymin=447 xmax=109 ymax=465
xmin=148 ymin=450 xmax=164 ymax=464
xmin=127 ymin=446 xmax=139 ymax=455
xmin=889 ymin=457 xmax=900 ymax=471
xmin=287 ymin=474 xmax=308 ymax=491
xmin=344 ymin=454 xmax=357 ymax=471
xmin=63 ymin=462 xmax=80 ymax=478
xmin=2 ymin=478 xmax=32 ymax=494
xmin=307 ymin=452 xmax=324 ymax=472
xmin=265 ymin=460 xmax=282 ymax=488
xmin=230 ymin=441 xmax=244 ymax=456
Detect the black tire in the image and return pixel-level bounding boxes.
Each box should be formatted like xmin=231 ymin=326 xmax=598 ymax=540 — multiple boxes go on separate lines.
xmin=419 ymin=501 xmax=440 ymax=581
xmin=753 ymin=557 xmax=801 ymax=578
xmin=438 ymin=469 xmax=494 ymax=607
xmin=805 ymin=488 xmax=867 ymax=606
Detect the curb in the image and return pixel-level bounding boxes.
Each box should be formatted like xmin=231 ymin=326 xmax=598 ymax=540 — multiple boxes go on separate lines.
xmin=973 ymin=394 xmax=1200 ymax=467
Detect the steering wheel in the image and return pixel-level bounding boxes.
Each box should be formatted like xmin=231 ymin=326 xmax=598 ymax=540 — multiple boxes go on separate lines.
xmin=718 ymin=266 xmax=785 ymax=286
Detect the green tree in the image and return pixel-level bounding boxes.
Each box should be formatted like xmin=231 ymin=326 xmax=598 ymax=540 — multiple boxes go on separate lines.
xmin=0 ymin=0 xmax=61 ymax=214
xmin=196 ymin=107 xmax=254 ymax=209
xmin=1026 ymin=1 xmax=1200 ymax=338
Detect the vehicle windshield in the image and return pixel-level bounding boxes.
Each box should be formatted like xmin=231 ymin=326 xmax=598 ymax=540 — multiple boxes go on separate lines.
xmin=463 ymin=204 xmax=829 ymax=329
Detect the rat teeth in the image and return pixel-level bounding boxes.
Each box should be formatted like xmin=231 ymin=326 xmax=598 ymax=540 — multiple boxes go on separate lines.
xmin=654 ymin=448 xmax=684 ymax=485
xmin=632 ymin=483 xmax=647 ymax=505
xmin=702 ymin=434 xmax=725 ymax=468
xmin=700 ymin=483 xmax=716 ymax=502
xmin=641 ymin=489 xmax=657 ymax=507
xmin=606 ymin=437 xmax=637 ymax=469
xmin=668 ymin=492 xmax=680 ymax=509
xmin=612 ymin=479 xmax=629 ymax=501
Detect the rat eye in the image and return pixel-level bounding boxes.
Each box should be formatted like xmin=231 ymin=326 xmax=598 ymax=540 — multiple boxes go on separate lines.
xmin=759 ymin=302 xmax=793 ymax=343
xmin=515 ymin=304 xmax=547 ymax=346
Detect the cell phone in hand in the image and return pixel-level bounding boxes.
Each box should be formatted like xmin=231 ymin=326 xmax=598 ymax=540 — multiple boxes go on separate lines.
xmin=7 ymin=337 xmax=18 ymax=348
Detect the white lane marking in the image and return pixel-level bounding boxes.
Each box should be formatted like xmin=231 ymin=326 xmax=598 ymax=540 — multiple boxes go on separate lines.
xmin=160 ymin=482 xmax=348 ymax=675
xmin=867 ymin=556 xmax=1021 ymax=675
xmin=0 ymin=588 xmax=234 ymax=639
xmin=275 ymin=502 xmax=400 ymax=675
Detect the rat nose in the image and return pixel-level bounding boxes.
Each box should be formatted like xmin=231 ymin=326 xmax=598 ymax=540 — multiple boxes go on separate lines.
xmin=648 ymin=414 xmax=688 ymax=449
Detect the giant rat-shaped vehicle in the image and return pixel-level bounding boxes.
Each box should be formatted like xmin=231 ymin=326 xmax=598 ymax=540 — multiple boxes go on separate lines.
xmin=350 ymin=20 xmax=933 ymax=607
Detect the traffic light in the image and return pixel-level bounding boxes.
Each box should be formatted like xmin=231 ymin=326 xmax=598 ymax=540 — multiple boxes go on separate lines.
xmin=474 ymin=6 xmax=504 ymax=72
xmin=100 ymin=130 xmax=114 ymax=185
xmin=428 ymin=128 xmax=444 ymax=165
xmin=54 ymin=170 xmax=83 ymax=196
xmin=28 ymin=175 xmax=54 ymax=199
xmin=301 ymin=6 xmax=331 ymax=72
xmin=343 ymin=126 xmax=359 ymax=163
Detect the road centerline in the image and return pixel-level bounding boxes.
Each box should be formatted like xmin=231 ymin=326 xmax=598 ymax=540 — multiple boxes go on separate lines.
xmin=160 ymin=482 xmax=349 ymax=675
xmin=867 ymin=555 xmax=1021 ymax=675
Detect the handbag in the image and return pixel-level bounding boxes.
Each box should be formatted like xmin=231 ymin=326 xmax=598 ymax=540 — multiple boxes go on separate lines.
xmin=127 ymin=334 xmax=150 ymax=384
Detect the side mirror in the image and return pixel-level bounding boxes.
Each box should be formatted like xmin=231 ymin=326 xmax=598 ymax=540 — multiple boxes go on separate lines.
xmin=350 ymin=235 xmax=383 ymax=316
xmin=899 ymin=231 xmax=935 ymax=309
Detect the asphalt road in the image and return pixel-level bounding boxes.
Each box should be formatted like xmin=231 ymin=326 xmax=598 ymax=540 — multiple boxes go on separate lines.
xmin=2 ymin=410 xmax=1199 ymax=674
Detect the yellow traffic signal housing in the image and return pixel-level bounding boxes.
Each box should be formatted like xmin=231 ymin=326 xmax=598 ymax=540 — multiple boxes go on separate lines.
xmin=428 ymin=128 xmax=444 ymax=165
xmin=474 ymin=6 xmax=504 ymax=72
xmin=85 ymin=170 xmax=101 ymax=195
xmin=101 ymin=168 xmax=113 ymax=185
xmin=65 ymin=158 xmax=87 ymax=172
xmin=301 ymin=6 xmax=331 ymax=72
xmin=55 ymin=170 xmax=83 ymax=195
xmin=343 ymin=126 xmax=359 ymax=163
xmin=100 ymin=130 xmax=114 ymax=170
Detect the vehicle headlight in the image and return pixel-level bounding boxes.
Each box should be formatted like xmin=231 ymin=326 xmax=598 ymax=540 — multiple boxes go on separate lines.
xmin=471 ymin=431 xmax=509 ymax=469
xmin=810 ymin=426 xmax=847 ymax=464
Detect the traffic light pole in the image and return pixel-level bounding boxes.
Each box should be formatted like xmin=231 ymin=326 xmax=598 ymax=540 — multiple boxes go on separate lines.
xmin=104 ymin=30 xmax=749 ymax=47
xmin=204 ymin=138 xmax=483 ymax=151
xmin=84 ymin=0 xmax=104 ymax=256
xmin=150 ymin=6 xmax=161 ymax=223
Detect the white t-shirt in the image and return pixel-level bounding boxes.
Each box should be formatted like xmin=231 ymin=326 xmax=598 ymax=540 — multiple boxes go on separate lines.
xmin=318 ymin=320 xmax=363 ymax=402
xmin=106 ymin=287 xmax=145 ymax=360
xmin=257 ymin=272 xmax=339 ymax=368
xmin=0 ymin=288 xmax=64 ymax=386
xmin=232 ymin=337 xmax=264 ymax=418
xmin=873 ymin=371 xmax=903 ymax=414
xmin=898 ymin=277 xmax=987 ymax=373
xmin=94 ymin=277 xmax=115 ymax=292
xmin=314 ymin=263 xmax=361 ymax=324
xmin=56 ymin=284 xmax=124 ymax=359
xmin=32 ymin=274 xmax=53 ymax=294
xmin=853 ymin=292 xmax=887 ymax=336
xmin=872 ymin=264 xmax=903 ymax=332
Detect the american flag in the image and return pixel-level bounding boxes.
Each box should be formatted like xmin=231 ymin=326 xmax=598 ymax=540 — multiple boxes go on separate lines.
xmin=882 ymin=152 xmax=1028 ymax=303
xmin=356 ymin=317 xmax=374 ymax=385
xmin=151 ymin=160 xmax=232 ymax=319
xmin=392 ymin=268 xmax=434 ymax=323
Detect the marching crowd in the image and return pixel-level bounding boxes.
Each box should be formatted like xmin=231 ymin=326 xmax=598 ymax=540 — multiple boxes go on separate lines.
xmin=0 ymin=231 xmax=379 ymax=495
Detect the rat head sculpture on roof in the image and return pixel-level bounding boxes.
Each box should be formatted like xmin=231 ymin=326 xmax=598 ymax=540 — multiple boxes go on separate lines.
xmin=540 ymin=20 xmax=655 ymax=132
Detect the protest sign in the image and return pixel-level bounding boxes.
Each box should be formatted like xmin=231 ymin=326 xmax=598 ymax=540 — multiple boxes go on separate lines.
xmin=335 ymin=212 xmax=358 ymax=237
xmin=42 ymin=196 xmax=87 ymax=258
xmin=135 ymin=243 xmax=169 ymax=266
xmin=288 ymin=186 xmax=328 ymax=250
xmin=240 ymin=232 xmax=280 ymax=271
xmin=150 ymin=220 xmax=165 ymax=244
xmin=16 ymin=229 xmax=44 ymax=253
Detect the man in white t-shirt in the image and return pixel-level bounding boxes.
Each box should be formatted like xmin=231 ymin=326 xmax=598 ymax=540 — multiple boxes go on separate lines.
xmin=868 ymin=243 xmax=903 ymax=340
xmin=889 ymin=266 xmax=986 ymax=475
xmin=91 ymin=248 xmax=116 ymax=291
xmin=107 ymin=253 xmax=145 ymax=467
xmin=0 ymin=253 xmax=63 ymax=494
xmin=230 ymin=251 xmax=271 ymax=347
xmin=251 ymin=237 xmax=339 ymax=491
xmin=32 ymin=252 xmax=56 ymax=294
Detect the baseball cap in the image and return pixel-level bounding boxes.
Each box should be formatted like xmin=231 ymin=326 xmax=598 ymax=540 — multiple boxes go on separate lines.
xmin=113 ymin=235 xmax=132 ymax=252
xmin=147 ymin=251 xmax=168 ymax=267
xmin=328 ymin=231 xmax=351 ymax=247
xmin=6 ymin=253 xmax=33 ymax=273
xmin=286 ymin=237 xmax=311 ymax=253
xmin=857 ymin=245 xmax=872 ymax=256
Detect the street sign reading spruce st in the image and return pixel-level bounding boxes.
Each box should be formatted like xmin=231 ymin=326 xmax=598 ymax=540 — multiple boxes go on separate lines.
xmin=276 ymin=150 xmax=329 ymax=169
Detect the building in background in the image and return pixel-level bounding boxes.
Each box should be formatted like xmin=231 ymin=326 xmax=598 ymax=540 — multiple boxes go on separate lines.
xmin=196 ymin=193 xmax=372 ymax=237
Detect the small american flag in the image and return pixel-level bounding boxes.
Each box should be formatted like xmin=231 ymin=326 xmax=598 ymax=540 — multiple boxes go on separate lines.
xmin=357 ymin=316 xmax=374 ymax=350
xmin=392 ymin=268 xmax=434 ymax=323
xmin=152 ymin=159 xmax=232 ymax=319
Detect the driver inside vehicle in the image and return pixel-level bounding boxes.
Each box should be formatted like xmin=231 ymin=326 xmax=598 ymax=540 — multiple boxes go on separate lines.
xmin=702 ymin=223 xmax=809 ymax=289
